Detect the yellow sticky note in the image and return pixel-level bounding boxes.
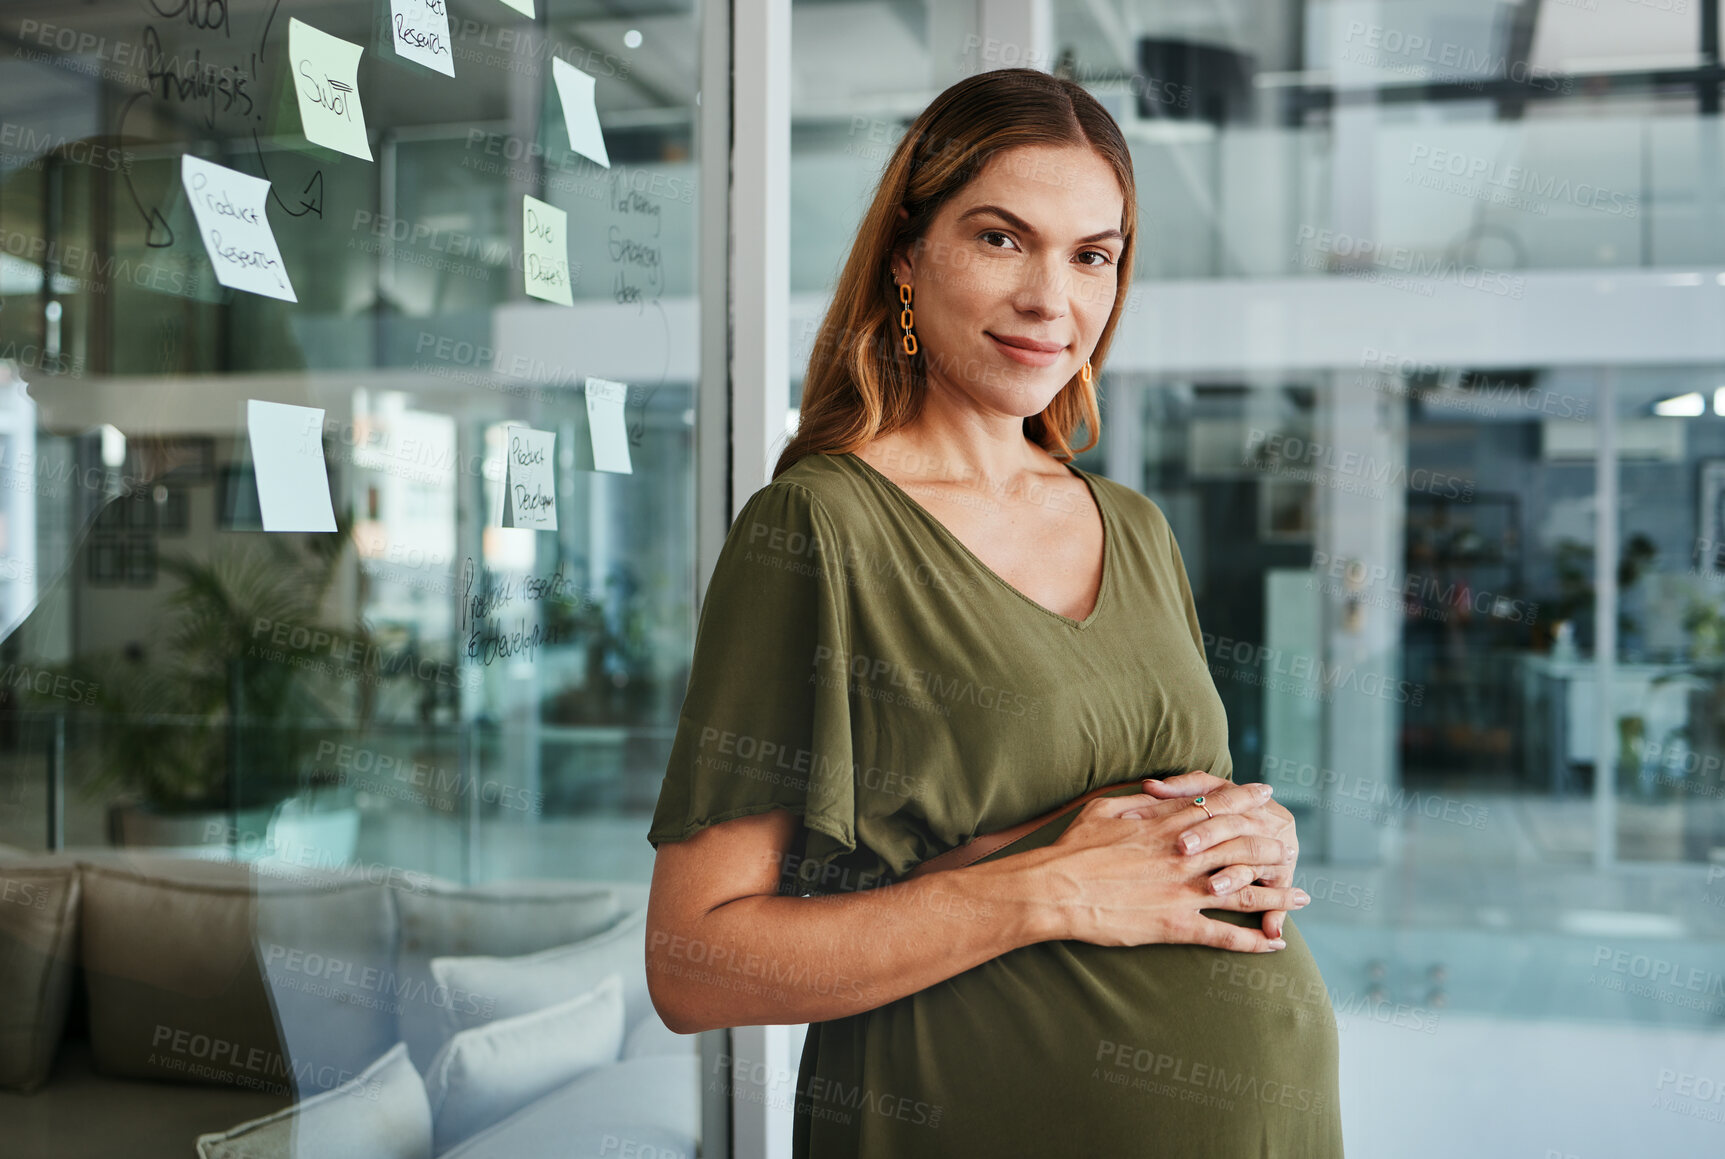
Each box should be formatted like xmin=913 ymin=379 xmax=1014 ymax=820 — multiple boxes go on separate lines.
xmin=499 ymin=427 xmax=557 ymax=529
xmin=522 ymin=195 xmax=572 ymax=306
xmin=389 ymin=0 xmax=455 ymax=77
xmin=551 ymin=57 xmax=609 ymax=168
xmin=181 ymin=155 xmax=297 ymax=302
xmin=248 ymin=401 xmax=336 ymax=533
xmin=585 ymin=378 xmax=633 ymax=475
xmin=498 ymin=0 xmax=535 ymax=16
xmin=289 ymin=18 xmax=372 ymax=161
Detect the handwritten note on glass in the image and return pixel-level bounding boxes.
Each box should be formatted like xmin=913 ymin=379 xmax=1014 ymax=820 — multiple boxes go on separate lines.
xmin=247 ymin=400 xmax=337 ymax=533
xmin=289 ymin=18 xmax=373 ymax=161
xmin=181 ymin=155 xmax=297 ymax=302
xmin=522 ymin=195 xmax=573 ymax=306
xmin=500 ymin=427 xmax=557 ymax=529
xmin=585 ymin=378 xmax=633 ymax=475
xmin=551 ymin=57 xmax=610 ymax=168
xmin=389 ymin=0 xmax=455 ymax=77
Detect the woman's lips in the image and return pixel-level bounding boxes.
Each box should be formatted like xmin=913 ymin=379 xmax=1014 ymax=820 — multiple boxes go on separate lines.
xmin=987 ymin=332 xmax=1066 ymax=368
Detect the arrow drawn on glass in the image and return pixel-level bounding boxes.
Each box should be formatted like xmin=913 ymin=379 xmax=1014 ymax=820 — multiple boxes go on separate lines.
xmin=114 ymin=92 xmax=174 ymax=248
xmin=250 ymin=129 xmax=324 ymax=218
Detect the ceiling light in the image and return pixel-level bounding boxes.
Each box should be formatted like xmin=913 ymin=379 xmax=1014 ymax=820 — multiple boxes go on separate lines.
xmin=1654 ymin=392 xmax=1704 ymax=417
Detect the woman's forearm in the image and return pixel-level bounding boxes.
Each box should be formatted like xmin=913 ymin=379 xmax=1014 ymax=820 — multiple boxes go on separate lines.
xmin=647 ymin=851 xmax=1060 ymax=1034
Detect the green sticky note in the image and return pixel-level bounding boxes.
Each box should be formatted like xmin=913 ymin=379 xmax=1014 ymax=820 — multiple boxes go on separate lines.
xmin=289 ymin=18 xmax=373 ymax=162
xmin=522 ymin=195 xmax=573 ymax=306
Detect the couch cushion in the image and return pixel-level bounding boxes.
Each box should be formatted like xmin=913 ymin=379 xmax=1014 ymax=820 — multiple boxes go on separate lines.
xmin=424 ymin=973 xmax=625 ymax=1154
xmin=78 ymin=855 xmax=396 ymax=1096
xmin=436 ymin=1055 xmax=699 ymax=1159
xmin=0 ymin=1037 xmax=291 ymax=1159
xmin=0 ymin=861 xmax=80 ymax=1091
xmin=195 ymin=1041 xmax=431 ymax=1159
xmin=431 ymin=908 xmax=650 ymax=1042
xmin=621 ymin=1008 xmax=697 ymax=1061
xmin=391 ymin=881 xmax=619 ymax=1073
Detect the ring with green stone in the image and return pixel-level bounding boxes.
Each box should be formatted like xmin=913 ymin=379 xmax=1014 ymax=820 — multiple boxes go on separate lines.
xmin=1192 ymin=795 xmax=1213 ymax=819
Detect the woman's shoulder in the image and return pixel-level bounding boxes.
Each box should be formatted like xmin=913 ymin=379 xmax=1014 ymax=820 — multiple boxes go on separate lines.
xmin=745 ymin=452 xmax=875 ymax=521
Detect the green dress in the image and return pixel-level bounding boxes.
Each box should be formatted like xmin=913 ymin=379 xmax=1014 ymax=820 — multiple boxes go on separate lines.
xmin=647 ymin=451 xmax=1345 ymax=1158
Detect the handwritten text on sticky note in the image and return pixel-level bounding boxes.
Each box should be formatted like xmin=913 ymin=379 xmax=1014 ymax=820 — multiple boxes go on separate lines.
xmin=289 ymin=18 xmax=373 ymax=161
xmin=501 ymin=427 xmax=557 ymax=529
xmin=585 ymin=377 xmax=633 ymax=475
xmin=181 ymin=155 xmax=297 ymax=302
xmin=389 ymin=0 xmax=455 ymax=77
xmin=522 ymin=195 xmax=573 ymax=306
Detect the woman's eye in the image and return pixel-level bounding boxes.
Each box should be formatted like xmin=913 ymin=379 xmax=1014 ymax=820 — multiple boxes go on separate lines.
xmin=979 ymin=230 xmax=1016 ymax=249
xmin=1077 ymin=250 xmax=1113 ymax=267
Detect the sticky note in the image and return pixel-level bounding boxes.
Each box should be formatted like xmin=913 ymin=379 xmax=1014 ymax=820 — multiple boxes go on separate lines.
xmin=522 ymin=195 xmax=573 ymax=305
xmin=500 ymin=427 xmax=557 ymax=529
xmin=247 ymin=401 xmax=337 ymax=533
xmin=181 ymin=155 xmax=297 ymax=302
xmin=585 ymin=378 xmax=633 ymax=475
xmin=551 ymin=57 xmax=610 ymax=168
xmin=289 ymin=18 xmax=373 ymax=161
xmin=498 ymin=0 xmax=535 ymax=16
xmin=389 ymin=0 xmax=455 ymax=77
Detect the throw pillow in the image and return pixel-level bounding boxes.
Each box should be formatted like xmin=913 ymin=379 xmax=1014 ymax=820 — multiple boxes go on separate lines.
xmin=424 ymin=973 xmax=625 ymax=1153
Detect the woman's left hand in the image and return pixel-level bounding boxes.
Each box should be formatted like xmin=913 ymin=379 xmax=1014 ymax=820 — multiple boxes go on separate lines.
xmin=1139 ymin=771 xmax=1299 ymax=940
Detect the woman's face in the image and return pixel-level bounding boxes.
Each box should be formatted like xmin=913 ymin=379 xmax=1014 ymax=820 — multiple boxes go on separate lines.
xmin=893 ymin=143 xmax=1125 ymax=418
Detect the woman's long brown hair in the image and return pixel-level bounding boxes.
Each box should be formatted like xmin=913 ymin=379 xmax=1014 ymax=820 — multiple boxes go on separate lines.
xmin=773 ymin=68 xmax=1138 ymax=480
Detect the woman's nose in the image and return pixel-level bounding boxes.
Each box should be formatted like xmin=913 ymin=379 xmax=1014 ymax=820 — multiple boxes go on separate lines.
xmin=1010 ymin=259 xmax=1069 ymax=318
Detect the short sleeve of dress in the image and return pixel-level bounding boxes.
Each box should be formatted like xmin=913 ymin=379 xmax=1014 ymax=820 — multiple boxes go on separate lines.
xmin=646 ymin=481 xmax=860 ymax=887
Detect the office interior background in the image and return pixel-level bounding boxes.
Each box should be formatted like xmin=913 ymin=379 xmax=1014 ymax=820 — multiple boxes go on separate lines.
xmin=2 ymin=0 xmax=1725 ymax=1156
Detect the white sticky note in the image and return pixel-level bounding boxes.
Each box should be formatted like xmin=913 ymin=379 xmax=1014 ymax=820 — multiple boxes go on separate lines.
xmin=181 ymin=155 xmax=297 ymax=302
xmin=551 ymin=57 xmax=610 ymax=168
xmin=522 ymin=195 xmax=573 ymax=306
xmin=247 ymin=401 xmax=337 ymax=533
xmin=388 ymin=0 xmax=455 ymax=77
xmin=500 ymin=427 xmax=557 ymax=529
xmin=498 ymin=0 xmax=535 ymax=16
xmin=289 ymin=18 xmax=373 ymax=161
xmin=585 ymin=378 xmax=633 ymax=475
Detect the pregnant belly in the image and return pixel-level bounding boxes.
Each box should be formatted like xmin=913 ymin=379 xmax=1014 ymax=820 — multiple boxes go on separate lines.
xmin=800 ymin=912 xmax=1345 ymax=1159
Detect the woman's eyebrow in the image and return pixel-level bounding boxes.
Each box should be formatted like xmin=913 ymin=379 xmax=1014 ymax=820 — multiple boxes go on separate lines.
xmin=955 ymin=204 xmax=1124 ymax=245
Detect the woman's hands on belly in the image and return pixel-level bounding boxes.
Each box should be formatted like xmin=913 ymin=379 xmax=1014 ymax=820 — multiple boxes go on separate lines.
xmin=1139 ymin=771 xmax=1301 ymax=941
xmin=1029 ymin=778 xmax=1309 ymax=953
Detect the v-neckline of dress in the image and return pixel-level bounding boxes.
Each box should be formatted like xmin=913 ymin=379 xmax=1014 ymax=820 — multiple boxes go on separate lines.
xmin=839 ymin=451 xmax=1114 ymax=631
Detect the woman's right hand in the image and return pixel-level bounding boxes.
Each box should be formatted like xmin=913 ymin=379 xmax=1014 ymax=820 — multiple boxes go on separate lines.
xmin=1035 ymin=779 xmax=1308 ymax=953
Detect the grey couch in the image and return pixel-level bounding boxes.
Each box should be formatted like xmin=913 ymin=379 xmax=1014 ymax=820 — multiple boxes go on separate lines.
xmin=0 ymin=845 xmax=700 ymax=1159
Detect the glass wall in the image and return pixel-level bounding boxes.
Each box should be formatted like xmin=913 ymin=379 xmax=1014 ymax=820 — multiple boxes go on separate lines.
xmin=0 ymin=1 xmax=705 ymax=1156
xmin=788 ymin=1 xmax=1725 ymax=1154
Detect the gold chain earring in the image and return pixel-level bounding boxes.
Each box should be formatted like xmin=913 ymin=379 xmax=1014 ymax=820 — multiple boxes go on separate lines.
xmin=898 ymin=282 xmax=918 ymax=356
xmin=1079 ymin=359 xmax=1093 ymax=385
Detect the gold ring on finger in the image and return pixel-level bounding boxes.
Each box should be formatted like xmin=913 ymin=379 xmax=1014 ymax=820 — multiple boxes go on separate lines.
xmin=1191 ymin=795 xmax=1213 ymax=820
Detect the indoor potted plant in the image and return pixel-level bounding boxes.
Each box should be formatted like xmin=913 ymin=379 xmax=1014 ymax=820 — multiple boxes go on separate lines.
xmin=43 ymin=529 xmax=370 ymax=858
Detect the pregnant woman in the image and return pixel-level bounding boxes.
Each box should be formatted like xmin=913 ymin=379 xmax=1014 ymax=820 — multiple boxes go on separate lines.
xmin=645 ymin=67 xmax=1344 ymax=1157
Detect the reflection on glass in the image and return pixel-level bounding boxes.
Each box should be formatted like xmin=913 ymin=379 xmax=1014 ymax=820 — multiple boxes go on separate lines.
xmin=0 ymin=0 xmax=702 ymax=1153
